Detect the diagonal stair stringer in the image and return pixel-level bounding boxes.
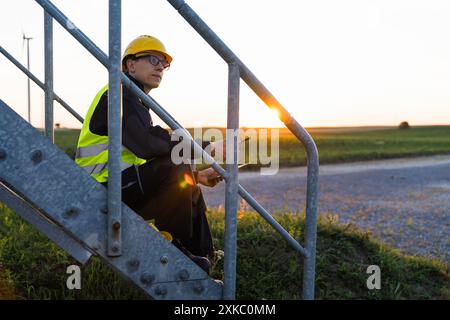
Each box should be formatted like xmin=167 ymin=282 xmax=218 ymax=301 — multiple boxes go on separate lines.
xmin=0 ymin=99 xmax=223 ymax=300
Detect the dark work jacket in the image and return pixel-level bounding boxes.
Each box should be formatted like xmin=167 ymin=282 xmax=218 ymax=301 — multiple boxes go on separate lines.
xmin=89 ymin=73 xmax=210 ymax=160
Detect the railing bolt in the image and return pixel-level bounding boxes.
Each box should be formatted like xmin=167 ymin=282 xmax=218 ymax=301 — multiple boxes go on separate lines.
xmin=160 ymin=255 xmax=169 ymax=265
xmin=140 ymin=273 xmax=155 ymax=287
xmin=126 ymin=259 xmax=140 ymax=273
xmin=155 ymin=285 xmax=167 ymax=296
xmin=0 ymin=149 xmax=6 ymax=161
xmin=65 ymin=208 xmax=78 ymax=218
xmin=177 ymin=269 xmax=190 ymax=281
xmin=112 ymin=220 xmax=121 ymax=230
xmin=30 ymin=150 xmax=43 ymax=164
xmin=193 ymin=282 xmax=204 ymax=294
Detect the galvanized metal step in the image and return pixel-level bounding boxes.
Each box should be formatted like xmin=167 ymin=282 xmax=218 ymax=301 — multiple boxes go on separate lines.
xmin=0 ymin=99 xmax=223 ymax=300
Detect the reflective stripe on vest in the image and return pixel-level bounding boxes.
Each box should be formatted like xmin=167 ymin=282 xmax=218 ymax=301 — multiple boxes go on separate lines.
xmin=81 ymin=159 xmax=136 ymax=176
xmin=75 ymin=84 xmax=147 ymax=183
xmin=75 ymin=143 xmax=108 ymax=159
xmin=76 ymin=145 xmax=139 ymax=174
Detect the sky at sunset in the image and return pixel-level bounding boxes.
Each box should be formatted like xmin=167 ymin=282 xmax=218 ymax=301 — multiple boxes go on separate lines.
xmin=1 ymin=0 xmax=450 ymax=129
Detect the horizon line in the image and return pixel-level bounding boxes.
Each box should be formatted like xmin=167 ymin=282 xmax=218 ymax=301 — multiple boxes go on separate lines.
xmin=47 ymin=124 xmax=450 ymax=130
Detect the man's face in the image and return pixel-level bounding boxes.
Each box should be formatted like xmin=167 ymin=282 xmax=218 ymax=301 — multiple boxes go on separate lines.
xmin=126 ymin=51 xmax=168 ymax=92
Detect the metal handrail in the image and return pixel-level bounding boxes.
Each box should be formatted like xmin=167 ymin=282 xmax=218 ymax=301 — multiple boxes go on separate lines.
xmin=0 ymin=46 xmax=83 ymax=123
xmin=44 ymin=12 xmax=54 ymax=142
xmin=36 ymin=0 xmax=317 ymax=300
xmin=33 ymin=0 xmax=309 ymax=246
xmin=168 ymin=0 xmax=319 ymax=300
xmin=2 ymin=0 xmax=318 ymax=299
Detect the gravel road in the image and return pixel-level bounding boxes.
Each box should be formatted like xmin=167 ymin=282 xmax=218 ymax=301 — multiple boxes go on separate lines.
xmin=201 ymin=155 xmax=450 ymax=262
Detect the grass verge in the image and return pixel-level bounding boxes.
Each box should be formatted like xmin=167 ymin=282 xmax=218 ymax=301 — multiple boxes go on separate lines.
xmin=0 ymin=204 xmax=448 ymax=299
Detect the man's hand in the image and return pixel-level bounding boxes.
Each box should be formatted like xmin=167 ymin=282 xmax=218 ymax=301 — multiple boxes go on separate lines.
xmin=197 ymin=167 xmax=223 ymax=187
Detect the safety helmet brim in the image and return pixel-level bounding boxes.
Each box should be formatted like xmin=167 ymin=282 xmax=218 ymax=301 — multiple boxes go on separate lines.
xmin=121 ymin=35 xmax=172 ymax=70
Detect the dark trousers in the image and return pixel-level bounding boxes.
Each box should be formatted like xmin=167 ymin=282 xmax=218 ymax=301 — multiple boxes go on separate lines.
xmin=102 ymin=156 xmax=214 ymax=257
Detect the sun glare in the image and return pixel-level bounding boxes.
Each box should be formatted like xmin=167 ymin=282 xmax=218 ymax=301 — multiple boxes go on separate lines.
xmin=244 ymin=106 xmax=284 ymax=128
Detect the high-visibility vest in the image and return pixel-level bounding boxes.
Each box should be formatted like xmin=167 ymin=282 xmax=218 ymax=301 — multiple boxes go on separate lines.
xmin=75 ymin=84 xmax=147 ymax=183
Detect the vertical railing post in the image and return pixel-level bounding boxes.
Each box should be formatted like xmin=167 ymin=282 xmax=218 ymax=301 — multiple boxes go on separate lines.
xmin=302 ymin=153 xmax=319 ymax=299
xmin=281 ymin=121 xmax=319 ymax=300
xmin=107 ymin=0 xmax=122 ymax=257
xmin=44 ymin=11 xmax=54 ymax=142
xmin=223 ymin=62 xmax=240 ymax=300
xmin=24 ymin=35 xmax=32 ymax=124
xmin=27 ymin=39 xmax=31 ymax=123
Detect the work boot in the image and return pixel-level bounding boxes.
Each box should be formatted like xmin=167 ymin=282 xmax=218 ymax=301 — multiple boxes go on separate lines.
xmin=172 ymin=239 xmax=211 ymax=274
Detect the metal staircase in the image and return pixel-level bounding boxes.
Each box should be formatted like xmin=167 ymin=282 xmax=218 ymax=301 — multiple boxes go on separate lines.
xmin=0 ymin=0 xmax=319 ymax=300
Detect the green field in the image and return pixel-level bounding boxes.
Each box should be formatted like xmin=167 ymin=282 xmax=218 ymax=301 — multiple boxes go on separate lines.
xmin=1 ymin=125 xmax=448 ymax=300
xmin=51 ymin=125 xmax=450 ymax=167
xmin=0 ymin=205 xmax=448 ymax=299
xmin=285 ymin=125 xmax=450 ymax=165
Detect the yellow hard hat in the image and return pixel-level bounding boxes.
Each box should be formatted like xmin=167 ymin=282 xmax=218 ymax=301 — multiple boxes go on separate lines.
xmin=122 ymin=35 xmax=172 ymax=69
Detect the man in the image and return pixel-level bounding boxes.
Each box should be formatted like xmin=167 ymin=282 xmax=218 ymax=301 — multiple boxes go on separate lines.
xmin=75 ymin=35 xmax=223 ymax=272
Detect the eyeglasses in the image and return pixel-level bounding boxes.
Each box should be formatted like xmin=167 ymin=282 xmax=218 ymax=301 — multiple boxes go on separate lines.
xmin=140 ymin=54 xmax=170 ymax=70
